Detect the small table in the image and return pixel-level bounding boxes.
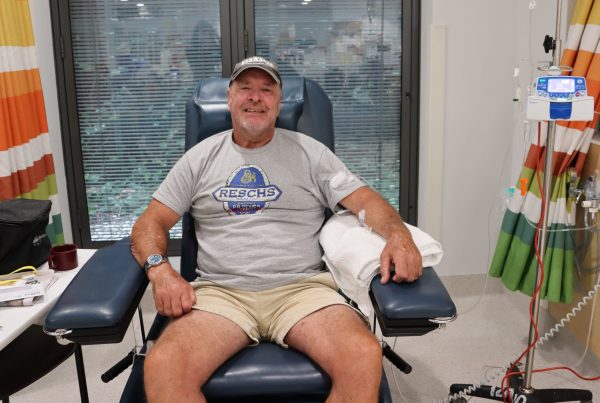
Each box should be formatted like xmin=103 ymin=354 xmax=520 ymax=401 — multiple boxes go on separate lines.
xmin=0 ymin=249 xmax=96 ymax=350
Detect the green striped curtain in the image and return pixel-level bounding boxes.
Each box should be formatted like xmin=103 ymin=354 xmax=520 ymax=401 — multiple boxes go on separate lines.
xmin=490 ymin=0 xmax=600 ymax=304
xmin=0 ymin=0 xmax=64 ymax=245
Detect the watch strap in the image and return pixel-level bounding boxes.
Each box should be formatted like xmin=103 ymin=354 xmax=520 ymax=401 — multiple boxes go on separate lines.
xmin=143 ymin=254 xmax=168 ymax=274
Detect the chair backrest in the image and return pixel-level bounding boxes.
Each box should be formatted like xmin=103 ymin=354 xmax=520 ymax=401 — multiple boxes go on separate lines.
xmin=180 ymin=77 xmax=334 ymax=281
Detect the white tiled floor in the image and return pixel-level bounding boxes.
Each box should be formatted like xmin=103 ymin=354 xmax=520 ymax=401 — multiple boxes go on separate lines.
xmin=9 ymin=274 xmax=600 ymax=403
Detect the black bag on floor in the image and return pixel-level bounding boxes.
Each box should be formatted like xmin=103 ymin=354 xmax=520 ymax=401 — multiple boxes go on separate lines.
xmin=0 ymin=199 xmax=52 ymax=275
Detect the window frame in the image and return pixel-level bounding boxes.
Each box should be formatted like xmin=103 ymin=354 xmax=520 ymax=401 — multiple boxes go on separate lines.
xmin=50 ymin=0 xmax=420 ymax=250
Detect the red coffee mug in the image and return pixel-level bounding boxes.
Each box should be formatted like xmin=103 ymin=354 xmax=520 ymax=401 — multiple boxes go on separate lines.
xmin=48 ymin=244 xmax=78 ymax=271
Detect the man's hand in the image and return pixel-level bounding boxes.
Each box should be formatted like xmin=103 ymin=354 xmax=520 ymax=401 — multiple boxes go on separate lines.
xmin=148 ymin=263 xmax=197 ymax=318
xmin=379 ymin=231 xmax=423 ymax=284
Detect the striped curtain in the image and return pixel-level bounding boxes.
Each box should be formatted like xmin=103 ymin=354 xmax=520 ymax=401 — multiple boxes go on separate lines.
xmin=0 ymin=0 xmax=64 ymax=244
xmin=489 ymin=0 xmax=600 ymax=304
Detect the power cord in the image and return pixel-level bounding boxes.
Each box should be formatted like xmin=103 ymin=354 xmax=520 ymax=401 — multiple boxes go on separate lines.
xmin=443 ymin=279 xmax=600 ymax=403
xmin=389 ymin=337 xmax=411 ymax=403
xmin=568 ymin=272 xmax=599 ymax=369
xmin=0 ymin=265 xmax=38 ymax=285
xmin=537 ymin=280 xmax=600 ymax=349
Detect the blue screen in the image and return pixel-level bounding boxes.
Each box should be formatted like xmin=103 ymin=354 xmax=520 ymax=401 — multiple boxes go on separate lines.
xmin=548 ymin=78 xmax=575 ymax=93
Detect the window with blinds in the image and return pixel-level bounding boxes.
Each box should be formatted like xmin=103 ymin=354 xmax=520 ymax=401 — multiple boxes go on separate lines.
xmin=254 ymin=0 xmax=402 ymax=207
xmin=58 ymin=0 xmax=415 ymax=245
xmin=69 ymin=0 xmax=221 ymax=241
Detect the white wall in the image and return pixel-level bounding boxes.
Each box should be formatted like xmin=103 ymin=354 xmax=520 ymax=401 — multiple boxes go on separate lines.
xmin=419 ymin=0 xmax=569 ymax=276
xmin=29 ymin=0 xmax=73 ymax=244
xmin=29 ymin=0 xmax=571 ymax=274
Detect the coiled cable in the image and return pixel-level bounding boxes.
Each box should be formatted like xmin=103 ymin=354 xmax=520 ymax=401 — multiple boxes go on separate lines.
xmin=442 ymin=279 xmax=600 ymax=403
xmin=537 ymin=281 xmax=600 ymax=348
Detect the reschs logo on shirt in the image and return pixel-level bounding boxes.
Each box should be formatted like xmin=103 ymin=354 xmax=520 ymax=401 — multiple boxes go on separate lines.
xmin=212 ymin=165 xmax=282 ymax=215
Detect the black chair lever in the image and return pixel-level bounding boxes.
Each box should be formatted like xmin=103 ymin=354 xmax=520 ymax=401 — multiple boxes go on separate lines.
xmin=101 ymin=350 xmax=135 ymax=383
xmin=382 ymin=342 xmax=412 ymax=374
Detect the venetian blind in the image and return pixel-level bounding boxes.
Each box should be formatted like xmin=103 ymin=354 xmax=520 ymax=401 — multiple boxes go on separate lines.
xmin=69 ymin=0 xmax=221 ymax=241
xmin=255 ymin=0 xmax=402 ymax=207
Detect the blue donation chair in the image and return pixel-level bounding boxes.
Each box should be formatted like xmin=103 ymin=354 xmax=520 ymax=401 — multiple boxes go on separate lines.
xmin=44 ymin=77 xmax=457 ymax=403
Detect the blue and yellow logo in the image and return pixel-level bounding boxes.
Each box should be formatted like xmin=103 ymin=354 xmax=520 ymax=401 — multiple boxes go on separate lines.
xmin=212 ymin=165 xmax=282 ymax=215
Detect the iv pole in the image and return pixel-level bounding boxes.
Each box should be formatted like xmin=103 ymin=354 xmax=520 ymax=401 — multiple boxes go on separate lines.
xmin=521 ymin=0 xmax=563 ymax=392
xmin=449 ymin=1 xmax=593 ymax=401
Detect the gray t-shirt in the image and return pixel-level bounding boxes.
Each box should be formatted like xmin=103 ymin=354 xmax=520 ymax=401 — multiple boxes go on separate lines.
xmin=153 ymin=128 xmax=364 ymax=291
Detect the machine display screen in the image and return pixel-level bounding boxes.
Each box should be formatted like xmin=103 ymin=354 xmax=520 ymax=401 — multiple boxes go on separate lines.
xmin=547 ymin=78 xmax=575 ymax=93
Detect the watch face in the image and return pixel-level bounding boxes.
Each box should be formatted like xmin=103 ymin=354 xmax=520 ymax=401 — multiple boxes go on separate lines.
xmin=147 ymin=254 xmax=164 ymax=265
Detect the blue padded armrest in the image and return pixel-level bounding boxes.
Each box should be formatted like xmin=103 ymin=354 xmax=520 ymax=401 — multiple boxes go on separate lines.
xmin=44 ymin=237 xmax=148 ymax=344
xmin=369 ymin=267 xmax=456 ymax=337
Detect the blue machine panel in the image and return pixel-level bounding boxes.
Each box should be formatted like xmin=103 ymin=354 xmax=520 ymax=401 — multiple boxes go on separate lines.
xmin=536 ymin=76 xmax=587 ymax=101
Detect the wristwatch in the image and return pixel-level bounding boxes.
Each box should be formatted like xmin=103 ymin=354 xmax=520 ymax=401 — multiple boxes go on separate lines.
xmin=143 ymin=254 xmax=168 ymax=275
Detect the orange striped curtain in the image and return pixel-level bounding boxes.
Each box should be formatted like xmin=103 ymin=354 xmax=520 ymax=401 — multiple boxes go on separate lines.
xmin=0 ymin=0 xmax=64 ymax=244
xmin=489 ymin=0 xmax=599 ymax=304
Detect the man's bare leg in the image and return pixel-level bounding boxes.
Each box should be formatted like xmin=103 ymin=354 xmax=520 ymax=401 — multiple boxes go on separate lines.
xmin=144 ymin=310 xmax=250 ymax=403
xmin=285 ymin=305 xmax=382 ymax=403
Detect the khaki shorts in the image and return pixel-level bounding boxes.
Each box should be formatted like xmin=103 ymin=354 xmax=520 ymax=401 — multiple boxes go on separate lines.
xmin=190 ymin=272 xmax=365 ymax=347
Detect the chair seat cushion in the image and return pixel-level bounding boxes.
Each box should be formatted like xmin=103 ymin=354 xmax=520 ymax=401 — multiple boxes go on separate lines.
xmin=203 ymin=343 xmax=330 ymax=400
xmin=121 ymin=339 xmax=393 ymax=403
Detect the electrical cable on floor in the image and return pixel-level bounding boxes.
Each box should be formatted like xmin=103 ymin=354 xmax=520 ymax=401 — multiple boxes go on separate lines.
xmin=389 ymin=337 xmax=411 ymax=403
xmin=442 ymin=280 xmax=600 ymax=403
xmin=441 ymin=222 xmax=598 ymax=397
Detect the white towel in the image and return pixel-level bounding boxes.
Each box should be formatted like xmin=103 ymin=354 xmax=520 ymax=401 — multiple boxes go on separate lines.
xmin=319 ymin=211 xmax=443 ymax=317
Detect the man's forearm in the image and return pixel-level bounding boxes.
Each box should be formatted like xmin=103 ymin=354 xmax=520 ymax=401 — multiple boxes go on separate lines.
xmin=130 ymin=200 xmax=180 ymax=267
xmin=131 ymin=216 xmax=169 ymax=266
xmin=364 ymin=195 xmax=408 ymax=240
xmin=342 ymin=187 xmax=410 ymax=240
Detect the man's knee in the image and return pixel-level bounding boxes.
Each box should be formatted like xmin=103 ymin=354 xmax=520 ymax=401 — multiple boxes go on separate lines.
xmin=143 ymin=343 xmax=167 ymax=399
xmin=331 ymin=331 xmax=382 ymax=377
xmin=353 ymin=333 xmax=382 ymax=367
xmin=144 ymin=339 xmax=194 ymax=382
xmin=144 ymin=342 xmax=172 ymax=380
xmin=143 ymin=312 xmax=250 ymax=389
xmin=144 ymin=339 xmax=209 ymax=400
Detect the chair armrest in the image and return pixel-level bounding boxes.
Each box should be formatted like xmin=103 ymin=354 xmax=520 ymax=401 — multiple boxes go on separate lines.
xmin=369 ymin=267 xmax=456 ymax=337
xmin=44 ymin=237 xmax=148 ymax=344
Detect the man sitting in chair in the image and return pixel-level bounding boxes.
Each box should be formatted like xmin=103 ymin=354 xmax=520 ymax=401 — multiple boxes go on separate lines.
xmin=131 ymin=56 xmax=422 ymax=403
